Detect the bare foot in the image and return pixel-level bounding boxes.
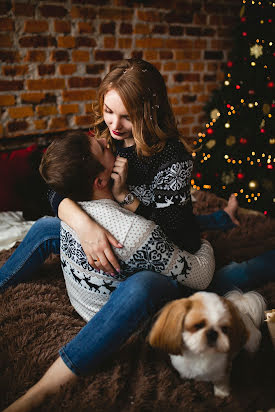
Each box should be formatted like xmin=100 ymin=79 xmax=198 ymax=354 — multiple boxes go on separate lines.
xmin=224 ymin=194 xmax=240 ymax=226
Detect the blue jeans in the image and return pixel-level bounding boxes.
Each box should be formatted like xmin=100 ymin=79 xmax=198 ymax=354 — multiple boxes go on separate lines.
xmin=0 ymin=217 xmax=60 ymax=291
xmin=0 ymin=211 xmax=233 ymax=291
xmin=1 ymin=214 xmax=274 ymax=376
xmin=59 ymin=271 xmax=184 ymax=376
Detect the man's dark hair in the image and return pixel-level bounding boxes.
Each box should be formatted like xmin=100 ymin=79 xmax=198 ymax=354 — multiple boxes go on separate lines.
xmin=40 ymin=131 xmax=104 ymax=201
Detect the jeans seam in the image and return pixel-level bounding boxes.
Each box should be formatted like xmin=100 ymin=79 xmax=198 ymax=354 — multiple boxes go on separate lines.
xmin=59 ymin=347 xmax=81 ymax=376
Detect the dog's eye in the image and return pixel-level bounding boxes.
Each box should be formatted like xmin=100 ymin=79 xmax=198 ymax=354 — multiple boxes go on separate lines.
xmin=194 ymin=321 xmax=206 ymax=330
xmin=221 ymin=326 xmax=229 ymax=334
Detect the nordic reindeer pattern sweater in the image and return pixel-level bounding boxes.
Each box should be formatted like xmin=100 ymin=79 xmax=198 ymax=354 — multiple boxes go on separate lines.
xmin=61 ymin=199 xmax=214 ymax=322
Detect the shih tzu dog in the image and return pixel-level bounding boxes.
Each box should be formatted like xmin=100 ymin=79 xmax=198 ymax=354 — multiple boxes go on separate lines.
xmin=148 ymin=290 xmax=266 ymax=398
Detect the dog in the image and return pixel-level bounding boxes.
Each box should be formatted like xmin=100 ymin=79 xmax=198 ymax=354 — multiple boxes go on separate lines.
xmin=148 ymin=290 xmax=266 ymax=398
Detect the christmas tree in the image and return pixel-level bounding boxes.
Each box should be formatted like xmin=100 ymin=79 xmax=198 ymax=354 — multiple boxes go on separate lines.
xmin=193 ymin=0 xmax=275 ymax=217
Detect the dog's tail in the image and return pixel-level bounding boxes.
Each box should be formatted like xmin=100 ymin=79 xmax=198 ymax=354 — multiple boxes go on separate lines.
xmin=225 ymin=290 xmax=266 ymax=352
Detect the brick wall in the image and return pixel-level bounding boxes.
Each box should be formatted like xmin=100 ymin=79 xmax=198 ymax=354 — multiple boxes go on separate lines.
xmin=0 ymin=0 xmax=240 ymax=145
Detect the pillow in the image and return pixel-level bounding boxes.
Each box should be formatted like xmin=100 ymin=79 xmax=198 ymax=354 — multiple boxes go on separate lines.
xmin=0 ymin=145 xmax=38 ymax=212
xmin=0 ymin=144 xmax=53 ymax=221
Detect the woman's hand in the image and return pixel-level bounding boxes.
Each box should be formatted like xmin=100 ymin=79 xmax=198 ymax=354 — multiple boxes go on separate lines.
xmin=58 ymin=198 xmax=122 ymax=274
xmin=111 ymin=156 xmax=129 ymax=203
xmin=79 ymin=218 xmax=122 ymax=275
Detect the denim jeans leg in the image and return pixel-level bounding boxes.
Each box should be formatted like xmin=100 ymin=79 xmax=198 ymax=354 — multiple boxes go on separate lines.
xmin=208 ymin=249 xmax=275 ymax=295
xmin=0 ymin=216 xmax=61 ymax=291
xmin=196 ymin=210 xmax=235 ymax=232
xmin=59 ymin=271 xmax=184 ymax=376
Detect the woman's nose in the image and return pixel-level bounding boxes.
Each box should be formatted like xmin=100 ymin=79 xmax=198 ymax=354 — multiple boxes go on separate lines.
xmin=112 ymin=116 xmax=121 ymax=130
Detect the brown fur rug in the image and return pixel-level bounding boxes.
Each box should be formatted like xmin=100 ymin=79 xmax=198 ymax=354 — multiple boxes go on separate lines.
xmin=1 ymin=191 xmax=275 ymax=411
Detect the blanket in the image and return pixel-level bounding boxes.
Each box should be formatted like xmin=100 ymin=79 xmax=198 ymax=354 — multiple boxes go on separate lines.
xmin=1 ymin=191 xmax=275 ymax=411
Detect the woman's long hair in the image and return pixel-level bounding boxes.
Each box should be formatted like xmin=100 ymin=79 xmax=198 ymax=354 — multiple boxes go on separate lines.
xmin=91 ymin=58 xmax=192 ymax=157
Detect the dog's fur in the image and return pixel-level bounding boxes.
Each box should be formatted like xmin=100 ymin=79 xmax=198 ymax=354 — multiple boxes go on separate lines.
xmin=148 ymin=291 xmax=266 ymax=398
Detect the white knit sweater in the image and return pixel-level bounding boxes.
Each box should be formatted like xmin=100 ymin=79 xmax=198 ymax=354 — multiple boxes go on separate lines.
xmin=60 ymin=199 xmax=215 ymax=322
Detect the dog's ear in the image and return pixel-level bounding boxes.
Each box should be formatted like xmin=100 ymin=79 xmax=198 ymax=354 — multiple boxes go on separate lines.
xmin=148 ymin=298 xmax=191 ymax=355
xmin=224 ymin=299 xmax=248 ymax=357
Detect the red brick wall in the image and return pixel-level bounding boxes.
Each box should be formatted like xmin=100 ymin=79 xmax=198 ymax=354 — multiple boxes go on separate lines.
xmin=0 ymin=0 xmax=240 ymax=144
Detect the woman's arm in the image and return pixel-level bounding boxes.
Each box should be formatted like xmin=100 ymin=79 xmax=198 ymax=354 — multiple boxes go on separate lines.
xmin=57 ymin=198 xmax=122 ymax=274
xmin=111 ymin=156 xmax=140 ymax=212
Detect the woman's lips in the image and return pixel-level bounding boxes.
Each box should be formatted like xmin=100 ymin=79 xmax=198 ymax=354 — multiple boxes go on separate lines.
xmin=112 ymin=130 xmax=124 ymax=136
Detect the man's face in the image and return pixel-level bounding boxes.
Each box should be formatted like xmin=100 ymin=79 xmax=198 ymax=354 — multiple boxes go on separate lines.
xmin=90 ymin=137 xmax=115 ymax=181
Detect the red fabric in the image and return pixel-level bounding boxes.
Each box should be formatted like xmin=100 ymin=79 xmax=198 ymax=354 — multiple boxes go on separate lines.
xmin=0 ymin=144 xmax=38 ymax=211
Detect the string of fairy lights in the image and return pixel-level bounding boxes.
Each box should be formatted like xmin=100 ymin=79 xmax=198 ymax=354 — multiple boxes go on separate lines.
xmin=192 ymin=0 xmax=275 ymax=213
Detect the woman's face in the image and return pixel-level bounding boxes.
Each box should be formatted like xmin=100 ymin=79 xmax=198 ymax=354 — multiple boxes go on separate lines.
xmin=103 ymin=89 xmax=134 ymax=147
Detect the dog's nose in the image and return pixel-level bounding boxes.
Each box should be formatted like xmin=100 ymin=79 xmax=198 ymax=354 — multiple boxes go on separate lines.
xmin=206 ymin=328 xmax=218 ymax=345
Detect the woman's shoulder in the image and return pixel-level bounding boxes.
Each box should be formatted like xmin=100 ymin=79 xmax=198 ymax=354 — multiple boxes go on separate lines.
xmin=155 ymin=138 xmax=192 ymax=167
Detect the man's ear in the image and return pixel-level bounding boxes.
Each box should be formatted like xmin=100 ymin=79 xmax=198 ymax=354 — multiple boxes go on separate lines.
xmin=93 ymin=174 xmax=108 ymax=190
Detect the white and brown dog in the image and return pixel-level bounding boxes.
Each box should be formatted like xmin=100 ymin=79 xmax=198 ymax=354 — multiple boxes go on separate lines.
xmin=149 ymin=290 xmax=266 ymax=398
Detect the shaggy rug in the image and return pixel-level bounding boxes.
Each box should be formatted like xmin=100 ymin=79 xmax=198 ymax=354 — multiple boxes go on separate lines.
xmin=1 ymin=191 xmax=275 ymax=412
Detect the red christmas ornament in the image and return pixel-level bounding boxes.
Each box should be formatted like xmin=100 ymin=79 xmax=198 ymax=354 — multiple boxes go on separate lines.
xmin=226 ymin=104 xmax=231 ymax=108
xmin=268 ymin=19 xmax=272 ymax=23
xmin=240 ymin=138 xmax=247 ymax=144
xmin=237 ymin=172 xmax=245 ymax=179
xmin=241 ymin=17 xmax=246 ymax=22
xmin=260 ymin=128 xmax=265 ymax=133
xmin=236 ymin=85 xmax=241 ymax=90
xmin=264 ymin=211 xmax=268 ymax=215
xmin=267 ymin=164 xmax=273 ymax=170
xmin=242 ymin=32 xmax=247 ymax=36
xmin=207 ymin=128 xmax=214 ymax=135
xmin=196 ymin=172 xmax=202 ymax=179
xmin=272 ymin=103 xmax=275 ymax=108
xmin=227 ymin=61 xmax=233 ymax=68
xmin=248 ymin=90 xmax=255 ymax=95
xmin=268 ymin=81 xmax=275 ymax=88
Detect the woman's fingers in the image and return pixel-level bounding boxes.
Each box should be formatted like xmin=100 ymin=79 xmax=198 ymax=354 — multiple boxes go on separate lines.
xmin=82 ymin=232 xmax=122 ymax=275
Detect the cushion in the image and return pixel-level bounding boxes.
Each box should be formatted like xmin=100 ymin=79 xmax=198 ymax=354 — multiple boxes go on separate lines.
xmin=0 ymin=145 xmax=38 ymax=211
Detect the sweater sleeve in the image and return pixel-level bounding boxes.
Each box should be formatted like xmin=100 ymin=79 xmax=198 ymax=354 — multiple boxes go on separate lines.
xmin=130 ymin=145 xmax=201 ymax=253
xmin=47 ymin=188 xmax=66 ymax=217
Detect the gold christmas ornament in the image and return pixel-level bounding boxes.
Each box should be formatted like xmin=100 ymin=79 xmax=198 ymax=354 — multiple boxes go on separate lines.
xmin=205 ymin=139 xmax=216 ymax=149
xmin=262 ymin=179 xmax=273 ymax=191
xmin=226 ymin=135 xmax=236 ymax=146
xmin=263 ymin=104 xmax=271 ymax=114
xmin=240 ymin=4 xmax=245 ymax=17
xmin=260 ymin=119 xmax=266 ymax=128
xmin=248 ymin=180 xmax=259 ymax=189
xmin=250 ymin=44 xmax=263 ymax=59
xmin=221 ymin=170 xmax=235 ymax=185
xmin=210 ymin=109 xmax=220 ymax=120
